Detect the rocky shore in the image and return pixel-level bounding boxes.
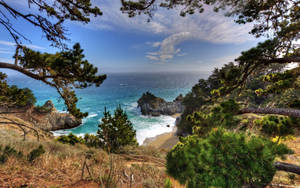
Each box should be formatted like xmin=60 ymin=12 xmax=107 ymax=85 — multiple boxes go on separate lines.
xmin=0 ymin=100 xmax=81 ymax=131
xmin=137 ymin=92 xmax=185 ymax=116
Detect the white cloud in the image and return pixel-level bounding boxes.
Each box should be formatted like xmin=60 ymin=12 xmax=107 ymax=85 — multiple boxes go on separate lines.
xmin=0 ymin=50 xmax=13 ymax=54
xmin=0 ymin=41 xmax=15 ymax=46
xmin=85 ymin=1 xmax=254 ymax=63
xmin=0 ymin=40 xmax=45 ymax=50
xmin=87 ymin=1 xmax=253 ymax=43
xmin=146 ymin=32 xmax=191 ymax=62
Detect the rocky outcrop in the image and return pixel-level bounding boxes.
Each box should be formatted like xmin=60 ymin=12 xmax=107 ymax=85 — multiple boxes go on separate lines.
xmin=137 ymin=92 xmax=184 ymax=116
xmin=0 ymin=100 xmax=81 ymax=131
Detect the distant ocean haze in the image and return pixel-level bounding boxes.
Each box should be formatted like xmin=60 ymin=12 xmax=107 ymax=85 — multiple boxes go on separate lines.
xmin=7 ymin=72 xmax=204 ymax=144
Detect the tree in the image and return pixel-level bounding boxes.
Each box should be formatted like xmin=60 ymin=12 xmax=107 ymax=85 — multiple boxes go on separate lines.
xmin=0 ymin=0 xmax=106 ymax=118
xmin=97 ymin=106 xmax=138 ymax=152
xmin=0 ymin=72 xmax=36 ymax=107
xmin=166 ymin=128 xmax=293 ymax=188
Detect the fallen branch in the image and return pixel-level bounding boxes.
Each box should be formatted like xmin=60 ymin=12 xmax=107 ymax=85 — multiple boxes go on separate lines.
xmin=240 ymin=107 xmax=300 ymax=118
xmin=274 ymin=161 xmax=300 ymax=175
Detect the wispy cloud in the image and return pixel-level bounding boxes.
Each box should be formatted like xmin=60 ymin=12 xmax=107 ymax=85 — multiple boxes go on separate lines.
xmin=84 ymin=1 xmax=254 ymax=63
xmin=0 ymin=50 xmax=14 ymax=54
xmin=146 ymin=32 xmax=191 ymax=62
xmin=0 ymin=40 xmax=45 ymax=50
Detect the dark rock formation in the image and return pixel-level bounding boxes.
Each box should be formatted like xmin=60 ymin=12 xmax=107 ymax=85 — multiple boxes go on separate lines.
xmin=137 ymin=92 xmax=184 ymax=116
xmin=0 ymin=100 xmax=81 ymax=131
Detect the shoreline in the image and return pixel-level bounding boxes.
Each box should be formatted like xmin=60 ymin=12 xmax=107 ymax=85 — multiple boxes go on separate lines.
xmin=142 ymin=113 xmax=181 ymax=150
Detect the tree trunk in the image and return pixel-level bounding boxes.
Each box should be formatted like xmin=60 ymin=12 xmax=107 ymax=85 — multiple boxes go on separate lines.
xmin=274 ymin=162 xmax=300 ymax=175
xmin=239 ymin=107 xmax=300 ymax=118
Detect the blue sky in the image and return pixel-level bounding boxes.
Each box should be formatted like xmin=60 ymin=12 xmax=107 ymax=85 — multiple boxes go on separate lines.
xmin=0 ymin=0 xmax=262 ymax=74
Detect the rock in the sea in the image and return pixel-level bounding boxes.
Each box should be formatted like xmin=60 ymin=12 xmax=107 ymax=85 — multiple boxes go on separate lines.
xmin=137 ymin=92 xmax=184 ymax=116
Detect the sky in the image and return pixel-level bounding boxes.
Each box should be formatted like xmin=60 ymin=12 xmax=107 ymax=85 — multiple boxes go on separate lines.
xmin=0 ymin=0 xmax=263 ymax=74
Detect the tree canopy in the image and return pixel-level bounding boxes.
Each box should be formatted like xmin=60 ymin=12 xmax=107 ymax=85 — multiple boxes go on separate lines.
xmin=0 ymin=0 xmax=106 ymax=118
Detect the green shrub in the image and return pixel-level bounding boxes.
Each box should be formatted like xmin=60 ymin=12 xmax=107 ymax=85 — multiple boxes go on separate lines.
xmin=0 ymin=73 xmax=36 ymax=107
xmin=255 ymin=115 xmax=295 ymax=142
xmin=187 ymin=99 xmax=240 ymax=137
xmin=56 ymin=133 xmax=84 ymax=145
xmin=97 ymin=106 xmax=138 ymax=152
xmin=27 ymin=145 xmax=45 ymax=162
xmin=34 ymin=105 xmax=52 ymax=113
xmin=166 ymin=128 xmax=293 ymax=188
xmin=0 ymin=145 xmax=23 ymax=164
xmin=83 ymin=134 xmax=101 ymax=148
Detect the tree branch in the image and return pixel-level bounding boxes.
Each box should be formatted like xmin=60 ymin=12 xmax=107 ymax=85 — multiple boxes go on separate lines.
xmin=275 ymin=162 xmax=300 ymax=175
xmin=0 ymin=62 xmax=45 ymax=81
xmin=239 ymin=107 xmax=300 ymax=118
xmin=262 ymin=56 xmax=300 ymax=64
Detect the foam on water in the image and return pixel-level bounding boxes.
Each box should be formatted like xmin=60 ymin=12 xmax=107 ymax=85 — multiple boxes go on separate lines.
xmin=134 ymin=115 xmax=176 ymax=144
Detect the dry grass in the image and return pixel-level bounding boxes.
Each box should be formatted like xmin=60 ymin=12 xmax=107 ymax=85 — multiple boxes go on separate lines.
xmin=5 ymin=112 xmax=300 ymax=188
xmin=0 ymin=127 xmax=185 ymax=187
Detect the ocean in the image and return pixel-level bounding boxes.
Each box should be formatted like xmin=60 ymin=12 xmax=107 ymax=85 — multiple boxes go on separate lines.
xmin=7 ymin=72 xmax=204 ymax=144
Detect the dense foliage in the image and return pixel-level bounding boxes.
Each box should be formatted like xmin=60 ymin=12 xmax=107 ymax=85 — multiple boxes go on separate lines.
xmin=0 ymin=73 xmax=36 ymax=107
xmin=56 ymin=133 xmax=84 ymax=145
xmin=255 ymin=115 xmax=296 ymax=142
xmin=167 ymin=129 xmax=293 ymax=188
xmin=97 ymin=106 xmax=138 ymax=152
xmin=187 ymin=99 xmax=240 ymax=136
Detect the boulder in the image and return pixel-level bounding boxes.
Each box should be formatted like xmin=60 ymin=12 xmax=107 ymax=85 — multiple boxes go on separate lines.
xmin=31 ymin=100 xmax=82 ymax=131
xmin=137 ymin=92 xmax=184 ymax=116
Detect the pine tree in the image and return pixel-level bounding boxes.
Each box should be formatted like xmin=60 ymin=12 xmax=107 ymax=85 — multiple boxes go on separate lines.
xmin=166 ymin=128 xmax=293 ymax=188
xmin=97 ymin=106 xmax=138 ymax=152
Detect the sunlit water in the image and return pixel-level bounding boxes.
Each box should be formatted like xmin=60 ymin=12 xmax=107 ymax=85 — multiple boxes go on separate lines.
xmin=7 ymin=72 xmax=204 ymax=144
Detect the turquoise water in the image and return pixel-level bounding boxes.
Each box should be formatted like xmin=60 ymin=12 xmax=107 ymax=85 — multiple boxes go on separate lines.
xmin=7 ymin=72 xmax=204 ymax=144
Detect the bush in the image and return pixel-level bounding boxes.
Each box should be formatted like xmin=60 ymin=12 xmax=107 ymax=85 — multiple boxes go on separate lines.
xmin=0 ymin=145 xmax=23 ymax=164
xmin=56 ymin=133 xmax=84 ymax=145
xmin=27 ymin=145 xmax=45 ymax=162
xmin=97 ymin=106 xmax=138 ymax=152
xmin=255 ymin=115 xmax=295 ymax=142
xmin=166 ymin=128 xmax=293 ymax=188
xmin=0 ymin=73 xmax=36 ymax=107
xmin=187 ymin=99 xmax=240 ymax=136
xmin=84 ymin=133 xmax=101 ymax=148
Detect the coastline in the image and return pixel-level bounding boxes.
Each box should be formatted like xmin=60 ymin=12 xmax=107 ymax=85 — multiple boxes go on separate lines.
xmin=142 ymin=113 xmax=180 ymax=150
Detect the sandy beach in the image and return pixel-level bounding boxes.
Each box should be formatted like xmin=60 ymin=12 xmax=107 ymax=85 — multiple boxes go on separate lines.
xmin=142 ymin=113 xmax=181 ymax=150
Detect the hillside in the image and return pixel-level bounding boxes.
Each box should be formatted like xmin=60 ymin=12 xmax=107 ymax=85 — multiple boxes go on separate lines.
xmin=0 ymin=114 xmax=184 ymax=187
xmin=0 ymin=114 xmax=299 ymax=187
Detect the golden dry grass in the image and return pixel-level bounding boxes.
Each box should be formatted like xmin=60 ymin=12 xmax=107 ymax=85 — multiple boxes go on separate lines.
xmin=0 ymin=127 xmax=185 ymax=187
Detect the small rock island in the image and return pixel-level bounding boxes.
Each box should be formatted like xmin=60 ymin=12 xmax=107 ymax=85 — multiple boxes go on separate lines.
xmin=137 ymin=92 xmax=184 ymax=116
